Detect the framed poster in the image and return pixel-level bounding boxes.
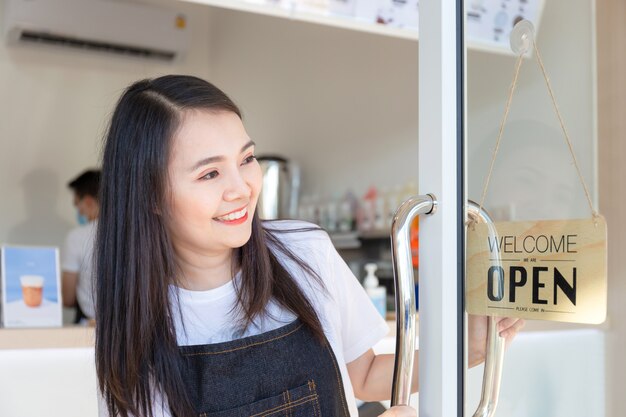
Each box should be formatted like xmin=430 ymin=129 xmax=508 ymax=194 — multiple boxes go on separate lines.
xmin=1 ymin=245 xmax=62 ymax=328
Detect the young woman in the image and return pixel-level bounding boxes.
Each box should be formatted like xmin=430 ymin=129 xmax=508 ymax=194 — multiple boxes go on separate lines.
xmin=95 ymin=75 xmax=523 ymax=417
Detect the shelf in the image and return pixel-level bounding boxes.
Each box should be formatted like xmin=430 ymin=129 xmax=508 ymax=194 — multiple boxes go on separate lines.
xmin=182 ymin=0 xmax=420 ymax=41
xmin=329 ymin=229 xmax=391 ymax=249
xmin=181 ymin=0 xmax=528 ymax=55
xmin=357 ymin=229 xmax=391 ymax=240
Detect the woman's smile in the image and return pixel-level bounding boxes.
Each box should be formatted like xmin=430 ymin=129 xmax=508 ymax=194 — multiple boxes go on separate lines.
xmin=214 ymin=206 xmax=249 ymax=224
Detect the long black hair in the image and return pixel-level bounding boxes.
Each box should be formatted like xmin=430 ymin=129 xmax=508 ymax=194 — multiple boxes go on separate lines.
xmin=96 ymin=75 xmax=325 ymax=417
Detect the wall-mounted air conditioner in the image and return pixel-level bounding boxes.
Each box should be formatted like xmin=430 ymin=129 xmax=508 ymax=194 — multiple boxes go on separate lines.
xmin=3 ymin=0 xmax=190 ymax=62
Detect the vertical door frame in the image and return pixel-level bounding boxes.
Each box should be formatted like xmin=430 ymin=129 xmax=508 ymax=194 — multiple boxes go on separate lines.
xmin=418 ymin=1 xmax=466 ymax=416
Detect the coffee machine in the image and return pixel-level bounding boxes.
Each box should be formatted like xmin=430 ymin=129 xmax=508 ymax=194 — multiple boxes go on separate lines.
xmin=256 ymin=155 xmax=300 ymax=220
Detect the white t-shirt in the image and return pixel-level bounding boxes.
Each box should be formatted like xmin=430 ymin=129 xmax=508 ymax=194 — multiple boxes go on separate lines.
xmin=172 ymin=220 xmax=389 ymax=417
xmin=99 ymin=220 xmax=389 ymax=417
xmin=61 ymin=221 xmax=97 ymax=319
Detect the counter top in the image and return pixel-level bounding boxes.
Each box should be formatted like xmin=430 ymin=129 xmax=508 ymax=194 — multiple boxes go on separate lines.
xmin=0 ymin=326 xmax=94 ymax=350
xmin=0 ymin=313 xmax=605 ymax=351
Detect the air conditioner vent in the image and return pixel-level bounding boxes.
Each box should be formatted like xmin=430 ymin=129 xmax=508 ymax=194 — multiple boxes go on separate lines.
xmin=19 ymin=30 xmax=176 ymax=61
xmin=4 ymin=0 xmax=189 ymax=62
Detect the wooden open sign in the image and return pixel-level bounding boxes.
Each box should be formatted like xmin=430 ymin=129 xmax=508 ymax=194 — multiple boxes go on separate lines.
xmin=466 ymin=217 xmax=607 ymax=324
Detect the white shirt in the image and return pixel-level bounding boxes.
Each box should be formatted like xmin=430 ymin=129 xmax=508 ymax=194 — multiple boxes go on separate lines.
xmin=61 ymin=221 xmax=97 ymax=319
xmin=99 ymin=220 xmax=389 ymax=417
xmin=171 ymin=220 xmax=389 ymax=417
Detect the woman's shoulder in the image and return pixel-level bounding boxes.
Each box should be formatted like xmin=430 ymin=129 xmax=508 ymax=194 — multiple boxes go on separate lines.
xmin=262 ymin=219 xmax=327 ymax=237
xmin=262 ymin=219 xmax=332 ymax=251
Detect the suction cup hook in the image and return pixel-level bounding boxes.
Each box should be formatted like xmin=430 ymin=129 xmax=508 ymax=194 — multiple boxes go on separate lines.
xmin=510 ymin=19 xmax=535 ymax=55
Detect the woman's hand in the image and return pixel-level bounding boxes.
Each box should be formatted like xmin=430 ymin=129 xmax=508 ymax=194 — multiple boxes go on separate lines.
xmin=379 ymin=406 xmax=417 ymax=417
xmin=468 ymin=315 xmax=525 ymax=368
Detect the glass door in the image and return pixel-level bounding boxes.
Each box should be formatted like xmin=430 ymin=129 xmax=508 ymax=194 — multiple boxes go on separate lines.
xmin=414 ymin=1 xmax=600 ymax=416
xmin=463 ymin=0 xmax=602 ymax=416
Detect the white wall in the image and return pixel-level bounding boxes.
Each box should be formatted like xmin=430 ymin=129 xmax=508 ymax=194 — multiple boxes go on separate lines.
xmin=0 ymin=0 xmax=213 ymax=247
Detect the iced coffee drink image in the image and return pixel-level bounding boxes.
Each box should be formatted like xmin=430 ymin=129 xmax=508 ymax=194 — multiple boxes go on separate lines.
xmin=20 ymin=275 xmax=44 ymax=307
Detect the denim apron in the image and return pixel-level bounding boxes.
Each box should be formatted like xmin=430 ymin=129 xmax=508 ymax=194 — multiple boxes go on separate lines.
xmin=179 ymin=319 xmax=351 ymax=417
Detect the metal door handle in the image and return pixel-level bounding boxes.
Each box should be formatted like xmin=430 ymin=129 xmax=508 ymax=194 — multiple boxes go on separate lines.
xmin=389 ymin=196 xmax=505 ymax=416
xmin=467 ymin=201 xmax=506 ymax=417
xmin=390 ymin=194 xmax=437 ymax=406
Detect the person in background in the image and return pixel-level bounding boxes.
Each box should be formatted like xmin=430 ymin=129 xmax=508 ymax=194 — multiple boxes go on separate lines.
xmin=61 ymin=169 xmax=100 ymax=324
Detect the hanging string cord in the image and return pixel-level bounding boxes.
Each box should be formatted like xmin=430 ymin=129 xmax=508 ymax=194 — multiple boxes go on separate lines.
xmin=477 ymin=53 xmax=525 ymax=214
xmin=532 ymin=39 xmax=598 ymax=218
xmin=476 ymin=38 xmax=598 ymax=221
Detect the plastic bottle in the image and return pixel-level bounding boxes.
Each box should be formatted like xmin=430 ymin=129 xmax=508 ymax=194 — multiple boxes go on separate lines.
xmin=374 ymin=187 xmax=388 ymax=231
xmin=402 ymin=180 xmax=418 ymax=202
xmin=410 ymin=216 xmax=419 ymax=268
xmin=363 ymin=263 xmax=386 ymax=318
xmin=359 ymin=186 xmax=378 ymax=232
xmin=317 ymin=193 xmax=329 ymax=229
xmin=326 ymin=193 xmax=339 ymax=232
xmin=298 ymin=195 xmax=311 ymax=222
xmin=310 ymin=193 xmax=321 ymax=225
xmin=338 ymin=190 xmax=356 ymax=232
xmin=385 ymin=185 xmax=402 ymax=228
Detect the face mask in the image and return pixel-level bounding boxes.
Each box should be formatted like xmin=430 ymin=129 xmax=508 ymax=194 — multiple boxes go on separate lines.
xmin=77 ymin=211 xmax=88 ymax=226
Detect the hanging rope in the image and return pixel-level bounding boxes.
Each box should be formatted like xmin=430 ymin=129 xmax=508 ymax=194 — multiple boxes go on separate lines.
xmin=477 ymin=53 xmax=525 ymax=214
xmin=532 ymin=39 xmax=598 ymax=218
xmin=476 ymin=32 xmax=598 ymax=220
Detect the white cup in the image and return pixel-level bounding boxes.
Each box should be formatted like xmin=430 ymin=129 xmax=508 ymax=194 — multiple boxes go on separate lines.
xmin=20 ymin=275 xmax=44 ymax=307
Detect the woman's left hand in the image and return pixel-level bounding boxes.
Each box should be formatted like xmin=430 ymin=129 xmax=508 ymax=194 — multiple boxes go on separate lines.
xmin=467 ymin=315 xmax=525 ymax=368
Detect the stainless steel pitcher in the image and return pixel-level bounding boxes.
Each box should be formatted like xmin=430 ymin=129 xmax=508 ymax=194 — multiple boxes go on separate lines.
xmin=256 ymin=156 xmax=300 ymax=220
